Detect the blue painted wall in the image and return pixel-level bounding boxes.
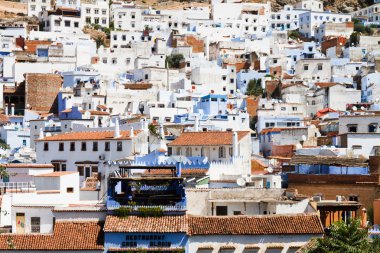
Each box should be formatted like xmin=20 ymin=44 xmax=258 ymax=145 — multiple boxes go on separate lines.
xmin=104 ymin=232 xmax=187 ymax=252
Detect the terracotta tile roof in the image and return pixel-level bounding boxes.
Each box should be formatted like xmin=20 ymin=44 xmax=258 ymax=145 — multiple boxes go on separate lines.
xmin=80 ymin=110 xmax=110 ymax=116
xmin=34 ymin=171 xmax=77 ymax=177
xmin=260 ymin=128 xmax=283 ymax=134
xmin=37 ymin=130 xmax=142 ymax=141
xmin=4 ymin=163 xmax=54 ymax=169
xmin=143 ymin=168 xmax=208 ymax=176
xmin=97 ymin=105 xmax=108 ymax=110
xmin=168 ymin=131 xmax=250 ymax=146
xmin=0 ymin=114 xmax=9 ymax=124
xmin=0 ymin=221 xmax=104 ymax=250
xmin=104 ymin=215 xmax=187 ymax=233
xmin=187 ymin=214 xmax=323 ymax=235
xmin=315 ymin=82 xmax=337 ymax=88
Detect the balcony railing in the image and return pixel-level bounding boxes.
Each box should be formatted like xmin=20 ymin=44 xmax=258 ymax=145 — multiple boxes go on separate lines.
xmin=0 ymin=181 xmax=36 ymax=193
xmin=106 ymin=197 xmax=186 ymax=211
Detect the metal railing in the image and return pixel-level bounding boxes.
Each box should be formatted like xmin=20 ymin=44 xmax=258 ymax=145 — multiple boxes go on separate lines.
xmin=107 ymin=203 xmax=186 ymax=211
xmin=0 ymin=181 xmax=35 ymax=193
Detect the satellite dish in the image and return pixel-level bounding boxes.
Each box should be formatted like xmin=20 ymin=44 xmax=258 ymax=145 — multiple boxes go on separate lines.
xmin=302 ymin=135 xmax=307 ymax=141
xmin=236 ymin=178 xmax=246 ymax=187
xmin=352 ymin=106 xmax=357 ymax=111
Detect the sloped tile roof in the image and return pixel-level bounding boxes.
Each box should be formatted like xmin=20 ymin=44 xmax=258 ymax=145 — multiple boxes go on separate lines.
xmin=36 ymin=130 xmax=142 ymax=141
xmin=0 ymin=221 xmax=104 ymax=250
xmin=34 ymin=171 xmax=77 ymax=177
xmin=4 ymin=163 xmax=54 ymax=169
xmin=168 ymin=131 xmax=250 ymax=146
xmin=104 ymin=215 xmax=187 ymax=233
xmin=187 ymin=214 xmax=323 ymax=235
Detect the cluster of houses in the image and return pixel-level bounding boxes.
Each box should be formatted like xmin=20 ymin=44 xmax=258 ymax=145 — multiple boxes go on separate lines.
xmin=1 ymin=0 xmax=380 ymax=251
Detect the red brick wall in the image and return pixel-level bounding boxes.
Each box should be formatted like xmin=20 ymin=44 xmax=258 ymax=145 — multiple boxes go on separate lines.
xmin=25 ymin=73 xmax=62 ymax=113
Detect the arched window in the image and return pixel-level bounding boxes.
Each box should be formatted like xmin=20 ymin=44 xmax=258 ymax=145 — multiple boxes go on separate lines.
xmin=185 ymin=147 xmax=192 ymax=157
xmin=218 ymin=146 xmax=226 ymax=158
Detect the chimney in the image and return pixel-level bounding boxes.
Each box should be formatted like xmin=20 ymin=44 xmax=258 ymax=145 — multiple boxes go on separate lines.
xmin=361 ymin=208 xmax=367 ymax=228
xmin=232 ymin=131 xmax=238 ymax=157
xmin=11 ymin=104 xmax=15 ymax=116
xmin=4 ymin=104 xmax=8 ymax=116
xmin=141 ymin=117 xmax=148 ymax=132
xmin=194 ymin=115 xmax=199 ymax=132
xmin=39 ymin=127 xmax=44 ymax=139
xmin=130 ymin=126 xmax=134 ymax=138
xmin=159 ymin=124 xmax=165 ymax=139
xmin=114 ymin=118 xmax=121 ymax=138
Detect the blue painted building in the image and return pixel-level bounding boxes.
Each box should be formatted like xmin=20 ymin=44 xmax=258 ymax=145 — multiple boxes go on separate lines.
xmin=104 ymin=215 xmax=187 ymax=253
xmin=194 ymin=94 xmax=227 ymax=115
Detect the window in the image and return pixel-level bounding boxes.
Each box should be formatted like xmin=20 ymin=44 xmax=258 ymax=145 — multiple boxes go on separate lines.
xmin=281 ymin=107 xmax=286 ymax=111
xmin=44 ymin=142 xmax=49 ymax=151
xmin=67 ymin=187 xmax=74 ymax=193
xmin=348 ymin=125 xmax=357 ymax=133
xmin=117 ymin=141 xmax=122 ymax=151
xmin=185 ymin=147 xmax=192 ymax=156
xmin=292 ymin=107 xmax=297 ymax=111
xmin=105 ymin=142 xmax=110 ymax=151
xmin=369 ymin=123 xmax=378 ymax=133
xmin=70 ymin=142 xmax=75 ymax=151
xmin=102 ymin=18 xmax=107 ymax=24
xmin=304 ymin=65 xmax=309 ymax=70
xmin=102 ymin=9 xmax=107 ymax=15
xmin=64 ymin=20 xmax=70 ymax=27
xmin=31 ymin=217 xmax=40 ymax=233
xmin=230 ymin=78 xmax=234 ymax=84
xmin=86 ymin=8 xmax=90 ymax=14
xmin=74 ymin=22 xmax=79 ymax=28
xmin=112 ymin=58 xmax=117 ymax=64
xmin=318 ymin=64 xmax=323 ymax=70
xmin=216 ymin=206 xmax=228 ymax=216
xmin=94 ymin=18 xmax=99 ymax=24
xmin=218 ymin=146 xmax=226 ymax=158
xmin=59 ymin=142 xmax=64 ymax=151
xmin=81 ymin=142 xmax=87 ymax=151
xmin=93 ymin=142 xmax=98 ymax=151
xmin=86 ymin=17 xmax=91 ymax=23
xmin=94 ymin=9 xmax=99 ymax=14
xmin=78 ymin=166 xmax=84 ymax=176
xmin=61 ymin=164 xmax=66 ymax=171
xmin=233 ymin=211 xmax=242 ymax=215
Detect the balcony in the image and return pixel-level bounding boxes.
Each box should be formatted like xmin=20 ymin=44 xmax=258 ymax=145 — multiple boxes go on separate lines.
xmin=44 ymin=126 xmax=61 ymax=132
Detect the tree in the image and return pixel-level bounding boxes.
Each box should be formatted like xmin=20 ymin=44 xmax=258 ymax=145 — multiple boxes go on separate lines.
xmin=246 ymin=78 xmax=263 ymax=96
xmin=305 ymin=219 xmax=379 ymax=253
xmin=166 ymin=54 xmax=184 ymax=69
xmin=0 ymin=165 xmax=8 ymax=181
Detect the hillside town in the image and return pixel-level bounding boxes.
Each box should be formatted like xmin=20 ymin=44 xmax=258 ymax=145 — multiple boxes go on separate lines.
xmin=0 ymin=0 xmax=380 ymax=251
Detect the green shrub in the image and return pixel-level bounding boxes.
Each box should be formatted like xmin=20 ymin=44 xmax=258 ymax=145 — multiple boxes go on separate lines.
xmin=114 ymin=206 xmax=132 ymax=217
xmin=137 ymin=207 xmax=164 ymax=217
